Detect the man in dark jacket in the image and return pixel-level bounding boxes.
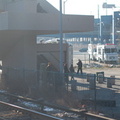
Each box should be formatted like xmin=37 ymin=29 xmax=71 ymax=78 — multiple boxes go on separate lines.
xmin=77 ymin=59 xmax=83 ymax=74
xmin=69 ymin=64 xmax=75 ymax=80
xmin=46 ymin=62 xmax=53 ymax=84
xmin=64 ymin=63 xmax=69 ymax=83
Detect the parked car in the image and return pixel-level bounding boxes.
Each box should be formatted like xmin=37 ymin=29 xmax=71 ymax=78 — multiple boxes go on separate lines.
xmin=79 ymin=48 xmax=88 ymax=52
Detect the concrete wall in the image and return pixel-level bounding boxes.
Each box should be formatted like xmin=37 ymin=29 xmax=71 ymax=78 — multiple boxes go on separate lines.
xmin=2 ymin=35 xmax=37 ymax=70
xmin=7 ymin=0 xmax=37 ymax=13
xmin=0 ymin=0 xmax=94 ymax=32
xmin=6 ymin=12 xmax=93 ymax=32
xmin=36 ymin=43 xmax=70 ymax=70
xmin=0 ymin=12 xmax=93 ymax=59
xmin=0 ymin=0 xmax=59 ymax=14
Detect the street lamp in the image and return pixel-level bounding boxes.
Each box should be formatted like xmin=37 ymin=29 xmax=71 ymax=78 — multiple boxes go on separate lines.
xmin=100 ymin=20 xmax=104 ymax=43
xmin=112 ymin=11 xmax=115 ymax=44
xmin=63 ymin=0 xmax=68 ymax=14
xmin=59 ymin=0 xmax=69 ymax=73
xmin=63 ymin=0 xmax=68 ymax=41
xmin=59 ymin=0 xmax=63 ymax=73
xmin=102 ymin=1 xmax=116 ymax=15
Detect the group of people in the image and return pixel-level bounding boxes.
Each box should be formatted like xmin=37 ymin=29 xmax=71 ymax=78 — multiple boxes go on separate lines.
xmin=46 ymin=59 xmax=83 ymax=84
xmin=64 ymin=59 xmax=83 ymax=83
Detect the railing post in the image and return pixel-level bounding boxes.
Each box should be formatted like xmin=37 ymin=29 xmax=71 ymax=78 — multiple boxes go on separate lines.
xmin=94 ymin=74 xmax=97 ymax=111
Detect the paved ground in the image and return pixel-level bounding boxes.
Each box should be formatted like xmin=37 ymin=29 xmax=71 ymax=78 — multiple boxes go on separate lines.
xmin=73 ymin=51 xmax=120 ymax=78
xmin=83 ymin=67 xmax=120 ymax=78
xmin=72 ymin=50 xmax=120 ymax=119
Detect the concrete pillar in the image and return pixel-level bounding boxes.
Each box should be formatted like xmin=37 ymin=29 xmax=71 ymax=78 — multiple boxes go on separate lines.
xmin=2 ymin=35 xmax=37 ymax=70
xmin=98 ymin=74 xmax=104 ymax=83
xmin=71 ymin=80 xmax=77 ymax=91
xmin=2 ymin=35 xmax=38 ymax=92
xmin=87 ymin=74 xmax=96 ymax=90
xmin=23 ymin=35 xmax=37 ymax=70
xmin=110 ymin=75 xmax=115 ymax=85
xmin=107 ymin=78 xmax=112 ymax=88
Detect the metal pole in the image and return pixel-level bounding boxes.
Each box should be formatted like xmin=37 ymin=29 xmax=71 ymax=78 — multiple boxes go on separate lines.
xmin=94 ymin=74 xmax=97 ymax=111
xmin=63 ymin=0 xmax=68 ymax=40
xmin=98 ymin=5 xmax=99 ymax=19
xmin=98 ymin=5 xmax=100 ymax=41
xmin=63 ymin=0 xmax=68 ymax=14
xmin=100 ymin=18 xmax=102 ymax=43
xmin=112 ymin=11 xmax=115 ymax=44
xmin=106 ymin=0 xmax=107 ymax=16
xmin=59 ymin=0 xmax=63 ymax=73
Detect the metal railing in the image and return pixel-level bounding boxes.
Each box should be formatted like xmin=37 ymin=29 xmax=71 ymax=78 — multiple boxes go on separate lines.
xmin=0 ymin=66 xmax=120 ymax=119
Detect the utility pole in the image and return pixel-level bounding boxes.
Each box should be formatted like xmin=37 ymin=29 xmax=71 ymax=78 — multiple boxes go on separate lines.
xmin=63 ymin=0 xmax=68 ymax=42
xmin=98 ymin=5 xmax=100 ymax=41
xmin=112 ymin=11 xmax=115 ymax=44
xmin=59 ymin=0 xmax=63 ymax=73
xmin=106 ymin=0 xmax=108 ymax=16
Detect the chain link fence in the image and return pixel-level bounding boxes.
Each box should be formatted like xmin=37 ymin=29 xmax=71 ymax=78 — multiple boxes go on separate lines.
xmin=0 ymin=66 xmax=120 ymax=118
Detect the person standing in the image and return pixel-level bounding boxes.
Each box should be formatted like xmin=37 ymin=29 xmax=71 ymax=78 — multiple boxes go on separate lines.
xmin=46 ymin=62 xmax=53 ymax=84
xmin=64 ymin=63 xmax=69 ymax=84
xmin=76 ymin=59 xmax=83 ymax=74
xmin=69 ymin=64 xmax=75 ymax=80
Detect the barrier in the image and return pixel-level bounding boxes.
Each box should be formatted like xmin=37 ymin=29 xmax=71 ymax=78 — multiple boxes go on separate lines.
xmin=71 ymin=80 xmax=77 ymax=91
xmin=107 ymin=76 xmax=115 ymax=88
xmin=87 ymin=74 xmax=96 ymax=90
xmin=110 ymin=75 xmax=115 ymax=85
xmin=96 ymin=72 xmax=104 ymax=84
xmin=107 ymin=78 xmax=112 ymax=88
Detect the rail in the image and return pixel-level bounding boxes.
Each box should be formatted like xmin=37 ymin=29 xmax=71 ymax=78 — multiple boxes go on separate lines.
xmin=0 ymin=91 xmax=117 ymax=120
xmin=0 ymin=100 xmax=63 ymax=120
xmin=85 ymin=112 xmax=116 ymax=120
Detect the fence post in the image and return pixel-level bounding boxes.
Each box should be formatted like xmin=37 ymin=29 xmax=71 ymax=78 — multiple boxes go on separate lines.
xmin=94 ymin=74 xmax=97 ymax=111
xmin=85 ymin=54 xmax=86 ymax=64
xmin=89 ymin=54 xmax=90 ymax=64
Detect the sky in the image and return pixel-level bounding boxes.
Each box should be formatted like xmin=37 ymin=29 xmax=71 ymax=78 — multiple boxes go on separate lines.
xmin=47 ymin=0 xmax=120 ymax=18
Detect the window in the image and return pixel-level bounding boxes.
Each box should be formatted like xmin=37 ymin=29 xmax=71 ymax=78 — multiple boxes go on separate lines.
xmin=105 ymin=48 xmax=110 ymax=53
xmin=98 ymin=48 xmax=101 ymax=54
xmin=105 ymin=48 xmax=117 ymax=53
xmin=111 ymin=48 xmax=117 ymax=53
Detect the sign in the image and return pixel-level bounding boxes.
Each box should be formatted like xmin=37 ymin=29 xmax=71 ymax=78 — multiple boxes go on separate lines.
xmin=102 ymin=3 xmax=116 ymax=8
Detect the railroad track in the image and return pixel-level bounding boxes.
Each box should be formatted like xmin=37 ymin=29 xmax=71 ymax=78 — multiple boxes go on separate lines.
xmin=0 ymin=91 xmax=117 ymax=120
xmin=0 ymin=100 xmax=63 ymax=120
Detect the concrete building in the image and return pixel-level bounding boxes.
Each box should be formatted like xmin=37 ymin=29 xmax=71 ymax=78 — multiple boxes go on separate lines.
xmin=0 ymin=0 xmax=94 ymax=70
xmin=0 ymin=0 xmax=94 ymax=90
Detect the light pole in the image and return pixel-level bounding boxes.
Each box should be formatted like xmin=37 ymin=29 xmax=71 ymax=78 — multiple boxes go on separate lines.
xmin=63 ymin=0 xmax=68 ymax=14
xmin=63 ymin=0 xmax=68 ymax=41
xmin=106 ymin=0 xmax=107 ymax=16
xmin=100 ymin=20 xmax=104 ymax=44
xmin=59 ymin=0 xmax=63 ymax=73
xmin=112 ymin=11 xmax=115 ymax=44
